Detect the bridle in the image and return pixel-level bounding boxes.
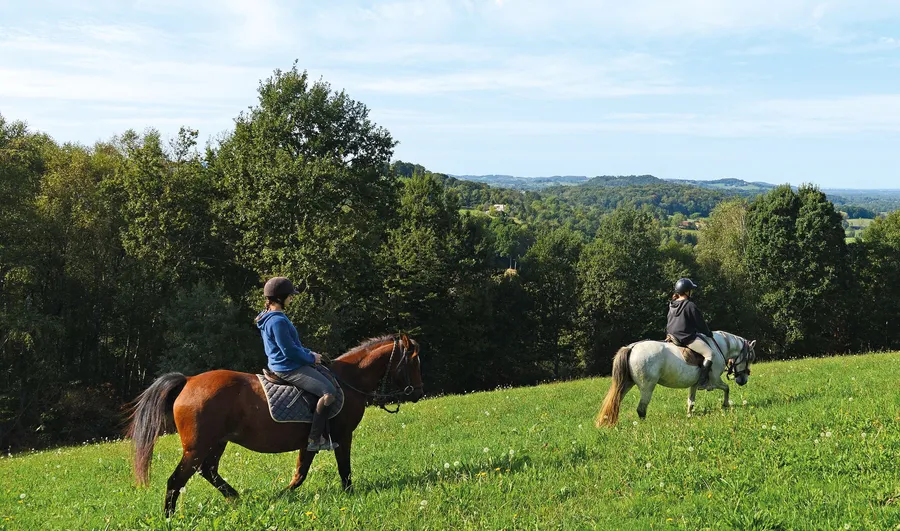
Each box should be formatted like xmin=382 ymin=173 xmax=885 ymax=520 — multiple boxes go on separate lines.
xmin=330 ymin=336 xmax=422 ymax=414
xmin=726 ymin=339 xmax=753 ymax=380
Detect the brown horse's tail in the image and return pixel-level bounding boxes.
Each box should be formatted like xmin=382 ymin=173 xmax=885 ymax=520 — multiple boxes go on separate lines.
xmin=595 ymin=346 xmax=633 ymax=428
xmin=126 ymin=373 xmax=187 ymax=486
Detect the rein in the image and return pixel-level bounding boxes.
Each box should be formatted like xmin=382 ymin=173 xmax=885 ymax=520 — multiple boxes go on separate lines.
xmin=326 ymin=336 xmax=420 ymax=414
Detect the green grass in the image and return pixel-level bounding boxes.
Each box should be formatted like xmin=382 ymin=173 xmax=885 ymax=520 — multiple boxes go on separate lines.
xmin=3 ymin=353 xmax=899 ymax=530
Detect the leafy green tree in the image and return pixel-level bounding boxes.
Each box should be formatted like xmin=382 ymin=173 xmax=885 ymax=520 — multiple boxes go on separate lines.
xmin=746 ymin=185 xmax=850 ymax=357
xmin=695 ymin=199 xmax=759 ymax=337
xmin=520 ymin=227 xmax=583 ymax=378
xmin=159 ymin=282 xmax=260 ymax=375
xmin=854 ymin=211 xmax=900 ymax=350
xmin=213 ymin=64 xmax=398 ymax=353
xmin=576 ymin=207 xmax=665 ymax=373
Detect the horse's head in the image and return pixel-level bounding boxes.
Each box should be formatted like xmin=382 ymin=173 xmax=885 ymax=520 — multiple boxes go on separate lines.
xmin=384 ymin=333 xmax=424 ymax=402
xmin=731 ymin=339 xmax=756 ymax=386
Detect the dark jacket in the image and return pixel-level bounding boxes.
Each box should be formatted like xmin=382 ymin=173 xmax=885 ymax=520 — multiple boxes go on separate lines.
xmin=666 ymin=298 xmax=712 ymax=345
xmin=255 ymin=310 xmax=316 ymax=372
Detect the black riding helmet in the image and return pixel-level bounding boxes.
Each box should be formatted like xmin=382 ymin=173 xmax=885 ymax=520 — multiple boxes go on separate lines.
xmin=674 ymin=278 xmax=699 ymax=295
xmin=264 ymin=276 xmax=301 ymax=302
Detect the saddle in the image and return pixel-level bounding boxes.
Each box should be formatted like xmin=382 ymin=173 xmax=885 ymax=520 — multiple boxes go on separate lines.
xmin=257 ymin=366 xmax=345 ymax=424
xmin=665 ymin=334 xmax=705 ymax=367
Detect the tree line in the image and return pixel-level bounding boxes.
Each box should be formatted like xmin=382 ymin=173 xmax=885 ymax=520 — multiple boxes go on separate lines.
xmin=3 ymin=65 xmax=900 ymax=451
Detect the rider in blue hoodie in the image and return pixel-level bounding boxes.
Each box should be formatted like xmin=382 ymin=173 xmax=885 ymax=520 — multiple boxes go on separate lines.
xmin=255 ymin=276 xmax=338 ymax=451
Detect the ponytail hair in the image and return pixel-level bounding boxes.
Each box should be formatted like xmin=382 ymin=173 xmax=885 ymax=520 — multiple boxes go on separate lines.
xmin=255 ymin=296 xmax=285 ymax=322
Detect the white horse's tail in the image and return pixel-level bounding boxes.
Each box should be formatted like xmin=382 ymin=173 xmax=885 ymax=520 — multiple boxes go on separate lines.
xmin=595 ymin=346 xmax=634 ymax=428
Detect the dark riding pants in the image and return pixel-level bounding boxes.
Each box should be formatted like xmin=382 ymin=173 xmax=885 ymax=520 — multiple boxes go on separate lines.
xmin=274 ymin=365 xmax=338 ymax=413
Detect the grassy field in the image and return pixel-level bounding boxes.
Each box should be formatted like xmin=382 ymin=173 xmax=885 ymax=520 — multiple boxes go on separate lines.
xmin=2 ymin=352 xmax=899 ymax=530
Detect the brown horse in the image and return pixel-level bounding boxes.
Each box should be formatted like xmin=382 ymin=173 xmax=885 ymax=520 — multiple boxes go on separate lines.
xmin=126 ymin=333 xmax=423 ymax=516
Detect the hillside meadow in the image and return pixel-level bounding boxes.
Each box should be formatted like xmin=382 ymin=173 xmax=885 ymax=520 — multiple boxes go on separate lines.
xmin=2 ymin=352 xmax=899 ymax=530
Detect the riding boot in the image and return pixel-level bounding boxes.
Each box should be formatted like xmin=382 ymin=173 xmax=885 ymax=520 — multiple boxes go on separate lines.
xmin=698 ymin=359 xmax=713 ymax=390
xmin=307 ymin=410 xmax=327 ymax=451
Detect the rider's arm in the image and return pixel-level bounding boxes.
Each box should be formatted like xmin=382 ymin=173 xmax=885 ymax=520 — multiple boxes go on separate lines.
xmin=270 ymin=318 xmax=316 ymax=365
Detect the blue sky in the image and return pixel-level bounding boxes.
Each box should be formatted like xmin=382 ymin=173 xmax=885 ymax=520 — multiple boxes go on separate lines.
xmin=2 ymin=1 xmax=900 ymax=188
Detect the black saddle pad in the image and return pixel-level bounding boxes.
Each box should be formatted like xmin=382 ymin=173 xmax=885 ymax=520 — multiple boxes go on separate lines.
xmin=257 ymin=366 xmax=344 ymax=423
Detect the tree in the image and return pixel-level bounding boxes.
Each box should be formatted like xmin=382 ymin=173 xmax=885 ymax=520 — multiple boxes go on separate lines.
xmin=695 ymin=199 xmax=759 ymax=337
xmin=745 ymin=184 xmax=849 ymax=357
xmin=854 ymin=211 xmax=900 ymax=350
xmin=213 ymin=64 xmax=398 ymax=353
xmin=520 ymin=227 xmax=583 ymax=378
xmin=576 ymin=207 xmax=665 ymax=374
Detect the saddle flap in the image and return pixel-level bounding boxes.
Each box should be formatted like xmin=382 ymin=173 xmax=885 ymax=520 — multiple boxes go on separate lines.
xmin=257 ymin=366 xmax=345 ymax=423
xmin=666 ymin=335 xmax=705 ymax=367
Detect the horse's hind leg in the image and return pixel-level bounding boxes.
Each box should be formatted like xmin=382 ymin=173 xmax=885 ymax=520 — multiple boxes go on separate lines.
xmin=165 ymin=450 xmax=204 ymax=516
xmin=200 ymin=441 xmax=239 ymax=499
xmin=637 ymin=383 xmax=657 ymax=420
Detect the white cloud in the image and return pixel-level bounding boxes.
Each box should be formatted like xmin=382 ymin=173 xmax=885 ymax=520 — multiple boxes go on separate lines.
xmin=374 ymin=94 xmax=900 ymax=136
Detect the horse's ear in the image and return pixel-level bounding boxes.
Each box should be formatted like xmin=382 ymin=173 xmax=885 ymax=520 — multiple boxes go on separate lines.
xmin=409 ymin=339 xmax=419 ymax=359
xmin=399 ymin=333 xmax=410 ymax=350
xmin=749 ymin=340 xmax=756 ymax=349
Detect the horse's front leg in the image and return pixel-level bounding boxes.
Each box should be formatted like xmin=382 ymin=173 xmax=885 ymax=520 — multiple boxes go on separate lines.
xmin=687 ymin=385 xmax=697 ymax=417
xmin=287 ymin=448 xmax=317 ymax=490
xmin=334 ymin=435 xmax=353 ymax=492
xmin=709 ymin=375 xmax=730 ymax=409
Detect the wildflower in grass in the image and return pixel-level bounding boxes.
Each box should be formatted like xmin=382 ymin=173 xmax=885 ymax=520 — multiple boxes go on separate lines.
xmin=420 ymin=500 xmax=427 ymax=507
xmin=688 ymin=446 xmax=694 ymax=452
xmin=762 ymin=424 xmax=767 ymax=430
xmin=454 ymin=461 xmax=460 ymax=467
xmin=483 ymin=447 xmax=489 ymax=453
xmin=659 ymin=482 xmax=665 ymax=488
xmin=861 ymin=433 xmax=867 ymax=439
xmin=826 ymin=431 xmax=832 ymax=438
xmin=444 ymin=463 xmax=450 ymax=469
xmin=509 ymin=449 xmax=514 ymax=456
xmin=633 ymin=421 xmax=638 ymax=426
xmin=848 ymin=397 xmax=853 ymax=402
xmin=742 ymin=400 xmax=748 ymax=406
xmin=19 ymin=494 xmax=26 ymax=500
xmin=771 ymin=425 xmax=777 ymax=431
xmin=814 ymin=439 xmax=819 ymax=444
xmin=845 ymin=524 xmax=851 ymax=530
xmin=645 ymin=462 xmax=652 ymax=469
xmin=340 ymin=507 xmax=347 ymax=511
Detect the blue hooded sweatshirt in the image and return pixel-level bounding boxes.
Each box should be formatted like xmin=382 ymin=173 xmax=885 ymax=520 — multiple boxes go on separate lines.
xmin=255 ymin=311 xmax=316 ymax=372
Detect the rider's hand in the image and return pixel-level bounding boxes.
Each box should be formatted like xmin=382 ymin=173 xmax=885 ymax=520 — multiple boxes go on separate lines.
xmin=312 ymin=352 xmax=322 ymax=364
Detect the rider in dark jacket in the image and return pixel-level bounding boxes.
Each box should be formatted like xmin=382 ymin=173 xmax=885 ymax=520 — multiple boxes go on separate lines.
xmin=667 ymin=278 xmax=717 ymax=389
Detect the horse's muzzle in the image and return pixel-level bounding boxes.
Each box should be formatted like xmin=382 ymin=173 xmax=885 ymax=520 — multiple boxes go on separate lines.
xmin=735 ymin=374 xmax=748 ymax=386
xmin=409 ymin=387 xmax=424 ymax=402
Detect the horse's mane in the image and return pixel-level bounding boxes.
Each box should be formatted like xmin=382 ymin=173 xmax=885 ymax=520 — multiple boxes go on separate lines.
xmin=713 ymin=330 xmax=756 ymax=362
xmin=335 ymin=334 xmax=396 ymax=362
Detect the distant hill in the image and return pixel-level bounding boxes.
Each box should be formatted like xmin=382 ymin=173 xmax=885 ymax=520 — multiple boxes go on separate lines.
xmin=448 ymin=172 xmax=776 ymax=194
xmin=450 ymin=174 xmax=590 ymax=190
xmin=393 ymin=162 xmax=900 ymax=215
xmin=666 ymin=178 xmax=776 ymax=194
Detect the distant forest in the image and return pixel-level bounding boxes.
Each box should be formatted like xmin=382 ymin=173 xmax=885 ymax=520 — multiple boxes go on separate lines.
xmin=3 ymin=65 xmax=900 ymax=451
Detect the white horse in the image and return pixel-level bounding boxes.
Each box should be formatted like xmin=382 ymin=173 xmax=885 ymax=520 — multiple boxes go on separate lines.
xmin=595 ymin=331 xmax=756 ymax=427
